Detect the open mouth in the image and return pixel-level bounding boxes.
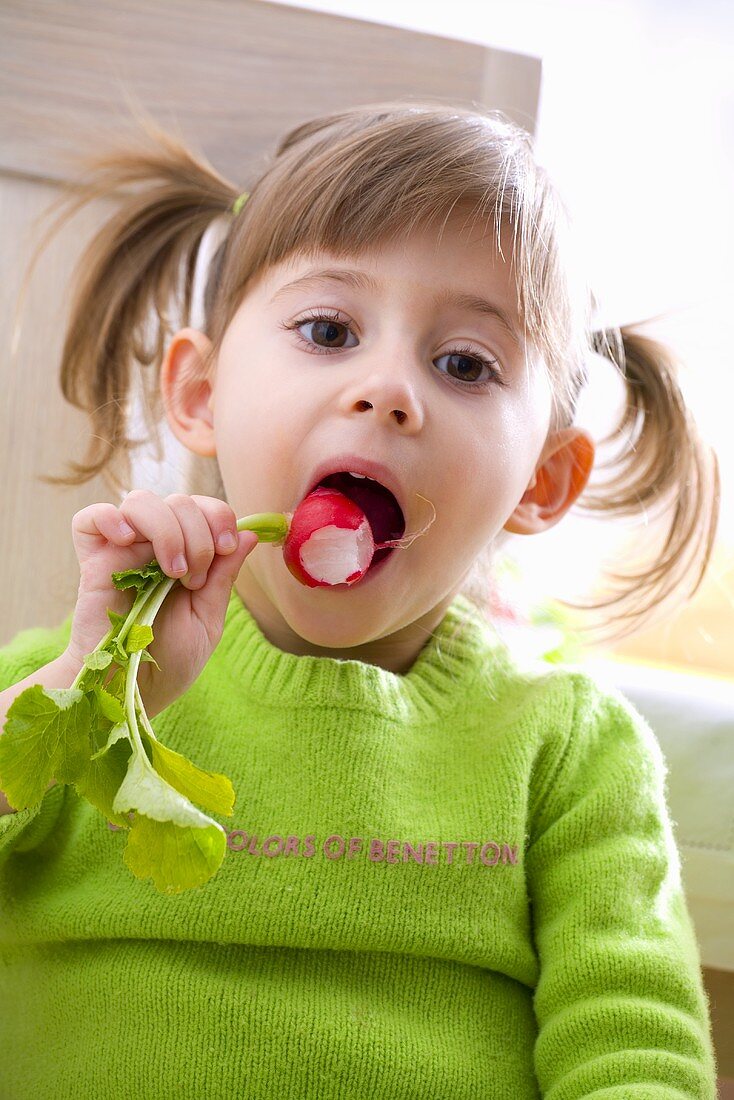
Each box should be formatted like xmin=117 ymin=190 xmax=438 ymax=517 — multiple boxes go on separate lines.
xmin=314 ymin=472 xmax=406 ymax=569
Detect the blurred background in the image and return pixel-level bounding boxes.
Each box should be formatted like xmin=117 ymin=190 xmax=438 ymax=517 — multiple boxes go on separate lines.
xmin=1 ymin=0 xmax=731 ymax=1089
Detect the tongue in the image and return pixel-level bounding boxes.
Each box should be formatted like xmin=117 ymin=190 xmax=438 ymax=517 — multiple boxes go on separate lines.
xmin=318 ymin=474 xmax=405 ymax=564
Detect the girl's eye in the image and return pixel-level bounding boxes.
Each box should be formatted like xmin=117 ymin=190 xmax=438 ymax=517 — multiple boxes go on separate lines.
xmin=437 ymin=345 xmax=506 ymax=391
xmin=279 ymin=309 xmax=507 ymax=391
xmin=285 ymin=310 xmax=358 ymax=352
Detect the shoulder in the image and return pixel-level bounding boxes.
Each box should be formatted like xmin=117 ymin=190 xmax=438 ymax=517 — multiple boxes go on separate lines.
xmin=532 ymin=662 xmax=663 ymax=774
xmin=505 ymin=656 xmax=656 ymax=748
xmin=0 ymin=612 xmax=74 ymax=694
xmin=562 ymin=666 xmax=664 ymax=769
xmin=527 ymin=664 xmax=667 ymax=844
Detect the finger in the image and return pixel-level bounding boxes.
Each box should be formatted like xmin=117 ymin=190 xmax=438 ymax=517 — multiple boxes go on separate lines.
xmin=119 ymin=490 xmax=188 ymax=579
xmin=71 ymin=502 xmax=138 ymax=560
xmin=163 ymin=494 xmax=217 ymax=590
xmin=188 ymin=495 xmax=241 ymax=557
xmin=189 ymin=530 xmax=258 ymax=618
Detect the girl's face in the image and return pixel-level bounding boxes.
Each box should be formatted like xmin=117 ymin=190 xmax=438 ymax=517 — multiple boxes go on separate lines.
xmin=166 ymin=211 xmax=558 ymax=670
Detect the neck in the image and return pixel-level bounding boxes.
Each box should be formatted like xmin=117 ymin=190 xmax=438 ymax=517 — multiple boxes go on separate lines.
xmin=233 ymin=570 xmax=457 ymax=675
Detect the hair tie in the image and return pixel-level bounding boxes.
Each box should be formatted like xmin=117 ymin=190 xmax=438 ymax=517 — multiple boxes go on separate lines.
xmin=232 ymin=191 xmax=250 ymax=216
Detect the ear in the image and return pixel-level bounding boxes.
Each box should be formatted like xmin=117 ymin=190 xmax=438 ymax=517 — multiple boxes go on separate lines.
xmin=160 ymin=327 xmax=218 ymax=458
xmin=503 ymin=427 xmax=595 ymax=535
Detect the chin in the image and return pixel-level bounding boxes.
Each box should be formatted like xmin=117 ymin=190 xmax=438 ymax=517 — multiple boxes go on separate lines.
xmin=246 ymin=552 xmax=413 ymax=653
xmin=279 ymin=593 xmax=390 ymax=651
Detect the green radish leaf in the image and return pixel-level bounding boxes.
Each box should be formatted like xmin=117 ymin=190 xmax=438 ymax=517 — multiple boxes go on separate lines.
xmin=112 ymin=748 xmax=228 ymax=891
xmin=112 ymin=750 xmax=218 ymax=829
xmin=0 ymin=686 xmax=91 ymax=809
xmin=106 ymin=608 xmax=127 ymax=631
xmin=105 ymin=666 xmax=127 ymax=697
xmin=90 ymin=720 xmax=129 ymax=760
xmin=139 ymin=649 xmax=162 ymax=672
xmin=126 ymin=623 xmax=153 ymax=653
xmin=83 ymin=650 xmax=113 ymax=671
xmin=93 ymin=685 xmax=127 ymax=725
xmin=74 ymin=736 xmax=133 ymax=827
xmin=111 ymin=561 xmax=167 ymax=591
xmin=145 ymin=735 xmax=236 ymax=817
xmin=0 ymin=535 xmax=258 ymax=892
xmin=122 ymin=812 xmax=227 ymax=895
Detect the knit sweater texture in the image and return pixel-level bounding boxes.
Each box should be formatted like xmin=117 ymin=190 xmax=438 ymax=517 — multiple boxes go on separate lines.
xmin=0 ymin=589 xmax=718 ymax=1099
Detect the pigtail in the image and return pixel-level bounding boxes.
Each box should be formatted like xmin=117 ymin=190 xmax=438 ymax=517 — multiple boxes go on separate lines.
xmin=563 ymin=323 xmax=721 ymax=643
xmin=11 ymin=112 xmax=240 ymax=497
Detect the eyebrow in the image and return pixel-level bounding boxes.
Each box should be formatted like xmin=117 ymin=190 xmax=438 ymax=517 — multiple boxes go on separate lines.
xmin=269 ymin=267 xmax=522 ymax=345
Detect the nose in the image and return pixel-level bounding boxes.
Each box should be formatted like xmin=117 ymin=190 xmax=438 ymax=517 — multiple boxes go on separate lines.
xmin=338 ymin=364 xmax=425 ymax=431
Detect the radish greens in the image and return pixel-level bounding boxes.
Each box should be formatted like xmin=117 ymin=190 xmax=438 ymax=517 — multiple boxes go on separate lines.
xmin=0 ymin=511 xmax=289 ymax=896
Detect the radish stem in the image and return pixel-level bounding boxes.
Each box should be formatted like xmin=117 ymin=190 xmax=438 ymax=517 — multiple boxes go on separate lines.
xmin=235 ymin=511 xmax=291 ymax=545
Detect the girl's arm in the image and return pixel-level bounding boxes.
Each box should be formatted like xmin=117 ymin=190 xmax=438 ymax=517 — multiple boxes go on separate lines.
xmin=526 ymin=674 xmax=718 ymax=1098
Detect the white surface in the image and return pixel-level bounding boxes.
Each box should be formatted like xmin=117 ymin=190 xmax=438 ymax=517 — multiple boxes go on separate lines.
xmin=581 ymin=656 xmax=734 ymax=971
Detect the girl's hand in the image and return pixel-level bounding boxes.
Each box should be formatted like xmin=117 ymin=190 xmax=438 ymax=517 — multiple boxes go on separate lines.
xmin=66 ymin=491 xmax=258 ymax=716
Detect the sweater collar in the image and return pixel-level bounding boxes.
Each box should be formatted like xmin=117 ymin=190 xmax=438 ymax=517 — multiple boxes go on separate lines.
xmin=218 ymin=587 xmax=509 ymax=723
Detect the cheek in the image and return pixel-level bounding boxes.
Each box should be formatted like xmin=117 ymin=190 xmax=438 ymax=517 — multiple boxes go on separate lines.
xmin=212 ymin=372 xmax=306 ymax=514
xmin=439 ymin=411 xmax=532 ymax=526
xmin=215 ymin=355 xmax=284 ymax=442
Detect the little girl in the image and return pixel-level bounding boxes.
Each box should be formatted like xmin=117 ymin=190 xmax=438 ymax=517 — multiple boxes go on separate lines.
xmin=0 ymin=101 xmax=720 ymax=1098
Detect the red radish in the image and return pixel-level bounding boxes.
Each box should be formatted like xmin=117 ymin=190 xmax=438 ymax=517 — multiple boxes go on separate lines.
xmin=283 ymin=486 xmax=373 ymax=587
xmin=279 ymin=485 xmax=436 ymax=588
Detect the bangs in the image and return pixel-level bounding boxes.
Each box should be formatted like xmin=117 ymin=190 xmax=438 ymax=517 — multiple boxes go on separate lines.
xmin=205 ymin=102 xmax=592 ymax=429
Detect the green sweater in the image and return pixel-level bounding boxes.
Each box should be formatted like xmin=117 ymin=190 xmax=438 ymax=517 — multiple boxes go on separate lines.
xmin=0 ymin=589 xmax=717 ymax=1099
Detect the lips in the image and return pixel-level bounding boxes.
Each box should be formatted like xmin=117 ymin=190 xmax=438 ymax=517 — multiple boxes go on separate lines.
xmin=304 ymin=456 xmax=407 ymax=515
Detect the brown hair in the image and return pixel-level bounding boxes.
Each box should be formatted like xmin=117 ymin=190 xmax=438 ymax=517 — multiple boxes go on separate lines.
xmin=11 ymin=99 xmax=720 ymax=646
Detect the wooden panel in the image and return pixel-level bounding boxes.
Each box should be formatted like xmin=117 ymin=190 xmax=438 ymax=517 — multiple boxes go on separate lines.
xmin=0 ymin=0 xmax=540 ymax=186
xmin=703 ymin=966 xmax=734 ymax=1080
xmin=0 ymin=177 xmax=119 ymax=636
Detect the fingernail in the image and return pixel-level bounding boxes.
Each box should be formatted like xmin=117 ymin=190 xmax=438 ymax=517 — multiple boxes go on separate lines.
xmin=218 ymin=532 xmax=237 ymax=551
xmin=172 ymin=554 xmax=188 ymax=574
xmin=119 ymin=522 xmax=135 ymax=538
